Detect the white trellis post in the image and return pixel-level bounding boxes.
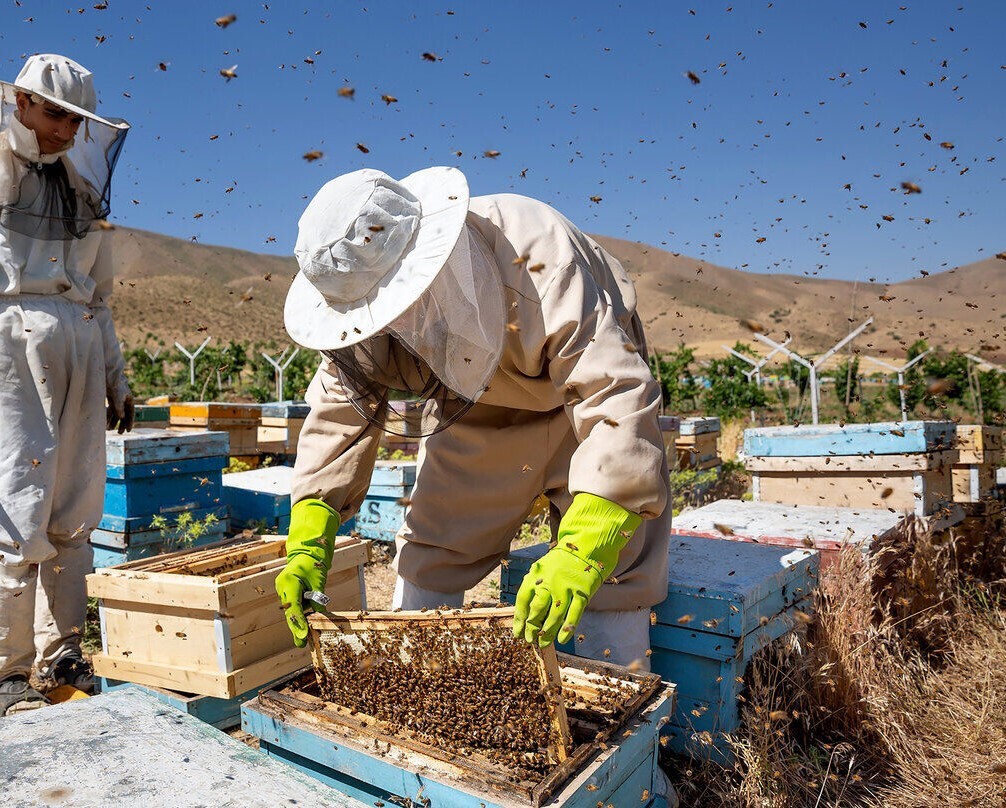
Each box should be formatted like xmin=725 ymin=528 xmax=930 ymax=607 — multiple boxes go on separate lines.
xmin=724 ymin=340 xmax=791 ymax=423
xmin=143 ymin=346 xmax=162 ymax=362
xmin=174 ymin=337 xmax=211 ymax=388
xmin=261 ymin=347 xmax=300 ymax=402
xmin=754 ymin=318 xmax=873 ymax=425
xmin=869 ymin=349 xmax=932 ymax=421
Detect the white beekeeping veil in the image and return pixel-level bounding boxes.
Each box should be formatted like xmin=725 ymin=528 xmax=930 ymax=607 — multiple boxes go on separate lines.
xmin=0 ymin=54 xmax=128 ymax=240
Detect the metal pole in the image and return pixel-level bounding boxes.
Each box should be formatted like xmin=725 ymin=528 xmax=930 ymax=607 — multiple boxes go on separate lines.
xmin=809 ymin=365 xmax=819 ymax=425
xmin=897 ymin=370 xmax=907 ymax=421
xmin=261 ymin=347 xmax=301 ymax=401
xmin=174 ymin=337 xmax=211 ymax=388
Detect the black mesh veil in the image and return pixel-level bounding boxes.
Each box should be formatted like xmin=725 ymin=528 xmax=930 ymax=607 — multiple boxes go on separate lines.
xmin=0 ymin=100 xmax=127 ymax=240
xmin=324 ymin=334 xmax=476 ymax=438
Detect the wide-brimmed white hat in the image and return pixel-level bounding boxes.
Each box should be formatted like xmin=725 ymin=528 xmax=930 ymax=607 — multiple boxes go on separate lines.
xmin=285 ymin=166 xmax=470 ymax=350
xmin=0 ymin=53 xmax=128 ymax=130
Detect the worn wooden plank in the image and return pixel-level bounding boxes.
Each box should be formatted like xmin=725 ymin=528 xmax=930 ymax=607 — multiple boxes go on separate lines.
xmin=679 ymin=416 xmax=721 ymax=436
xmin=87 ymin=569 xmax=222 ymax=611
xmin=90 ymin=528 xmax=228 ymax=569
xmin=103 ymin=467 xmax=224 ymax=519
xmin=745 ymin=450 xmax=955 ymax=473
xmin=744 ymin=420 xmax=956 ymax=457
xmin=91 ymin=506 xmax=229 ymax=549
xmin=105 ymin=428 xmax=230 ymax=465
xmin=534 ymin=645 xmax=573 ymax=764
xmin=0 ymin=689 xmax=368 ymax=807
xmin=370 ymin=459 xmax=418 ymax=486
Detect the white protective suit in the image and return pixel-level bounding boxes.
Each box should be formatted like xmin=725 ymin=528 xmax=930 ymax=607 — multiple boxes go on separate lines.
xmin=0 ymin=117 xmax=129 ymax=681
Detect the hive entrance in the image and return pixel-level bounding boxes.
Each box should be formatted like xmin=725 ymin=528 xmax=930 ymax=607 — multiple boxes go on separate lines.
xmin=308 ymin=608 xmax=571 ymax=776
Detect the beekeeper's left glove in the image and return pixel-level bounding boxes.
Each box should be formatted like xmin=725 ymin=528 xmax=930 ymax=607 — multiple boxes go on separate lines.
xmin=513 ymin=493 xmax=641 ymax=647
xmin=275 ymin=498 xmax=340 ymax=647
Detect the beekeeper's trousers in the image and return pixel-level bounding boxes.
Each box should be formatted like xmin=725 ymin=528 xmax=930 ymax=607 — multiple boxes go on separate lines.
xmin=0 ymin=296 xmax=106 ymax=681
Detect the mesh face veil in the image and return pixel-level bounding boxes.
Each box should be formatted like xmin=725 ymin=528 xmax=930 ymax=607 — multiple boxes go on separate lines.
xmin=325 ymin=225 xmax=506 ymax=438
xmin=0 ymin=92 xmax=126 ymax=240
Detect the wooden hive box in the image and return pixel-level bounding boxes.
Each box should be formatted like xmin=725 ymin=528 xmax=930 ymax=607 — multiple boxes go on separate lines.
xmin=353 ymin=460 xmax=417 ymax=542
xmin=133 ymin=404 xmax=170 ymax=429
xmin=676 ymin=416 xmax=721 ymax=470
xmin=87 ymin=534 xmax=371 ymax=698
xmin=658 ymin=415 xmax=681 ymax=466
xmin=95 ymin=429 xmax=231 ymax=567
xmin=744 ymin=421 xmax=958 ymax=516
xmin=670 ymin=499 xmax=963 ymax=572
xmin=222 ymin=464 xmax=295 ymax=533
xmin=170 ymin=402 xmax=262 ymax=456
xmin=501 ymin=538 xmax=819 ymax=764
xmin=0 ymin=688 xmax=372 ymax=807
xmin=258 ymin=400 xmax=310 ymax=455
xmin=241 ymin=657 xmax=674 ymax=808
xmin=952 ymin=425 xmax=1004 ymax=506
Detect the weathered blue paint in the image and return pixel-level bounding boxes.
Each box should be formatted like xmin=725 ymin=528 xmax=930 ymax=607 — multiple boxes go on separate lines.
xmin=351 ymin=495 xmax=407 ymax=543
xmin=103 ymin=464 xmax=225 ymax=519
xmin=105 ymin=428 xmax=230 ymax=465
xmin=743 ymin=421 xmax=956 ymax=457
xmin=370 ymin=460 xmax=417 ymax=487
xmin=679 ymin=417 xmax=720 ymax=436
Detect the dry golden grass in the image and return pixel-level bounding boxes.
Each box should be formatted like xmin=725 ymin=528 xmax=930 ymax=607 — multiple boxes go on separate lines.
xmin=668 ymin=512 xmax=1006 ymax=807
xmin=718 ymin=420 xmax=746 ymax=462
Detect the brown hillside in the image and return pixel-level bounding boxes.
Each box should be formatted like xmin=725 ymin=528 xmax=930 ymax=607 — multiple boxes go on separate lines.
xmin=106 ymin=226 xmax=1005 ymax=363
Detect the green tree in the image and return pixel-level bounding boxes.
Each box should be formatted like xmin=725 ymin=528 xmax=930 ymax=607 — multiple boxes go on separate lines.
xmin=649 ymin=345 xmax=700 ymax=413
xmin=701 ymin=343 xmax=768 ymax=420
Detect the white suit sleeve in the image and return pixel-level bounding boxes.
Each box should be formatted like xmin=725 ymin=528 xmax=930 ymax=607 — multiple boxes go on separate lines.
xmin=88 ymin=231 xmax=130 ymax=409
xmin=540 ymin=263 xmax=667 ymax=519
xmin=291 ymin=356 xmax=384 ymax=524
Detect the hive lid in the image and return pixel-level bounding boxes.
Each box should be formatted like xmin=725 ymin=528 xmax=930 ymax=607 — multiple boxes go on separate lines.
xmin=744 ymin=420 xmax=956 ymax=457
xmin=106 ymin=428 xmax=230 ymax=465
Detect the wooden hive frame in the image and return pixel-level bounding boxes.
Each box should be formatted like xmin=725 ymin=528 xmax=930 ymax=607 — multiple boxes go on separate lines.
xmin=306 ymin=608 xmax=573 ymax=766
xmin=251 ymin=648 xmax=667 ymax=807
xmin=87 ymin=535 xmax=370 ymax=698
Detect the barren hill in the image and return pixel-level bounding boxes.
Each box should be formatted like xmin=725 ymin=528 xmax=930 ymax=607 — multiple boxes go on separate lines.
xmin=105 ymin=226 xmax=1005 ymax=363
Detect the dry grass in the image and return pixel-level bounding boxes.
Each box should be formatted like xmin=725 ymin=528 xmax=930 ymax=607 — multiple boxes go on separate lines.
xmin=669 ymin=511 xmax=1006 ymax=807
xmin=719 ymin=420 xmax=746 ymax=463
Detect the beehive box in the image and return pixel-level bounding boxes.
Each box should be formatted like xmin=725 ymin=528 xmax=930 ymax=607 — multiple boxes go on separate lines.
xmin=653 ymin=535 xmax=818 ymax=762
xmin=222 ymin=465 xmax=295 ymax=533
xmin=0 ymin=688 xmax=369 ymax=807
xmin=170 ymin=402 xmax=262 ymax=456
xmin=670 ymin=499 xmax=963 ymax=572
xmin=952 ymin=425 xmax=1004 ymax=505
xmin=353 ymin=460 xmax=417 ymax=542
xmin=94 ymin=429 xmax=231 ymax=565
xmin=87 ymin=535 xmax=370 ymax=698
xmin=658 ymin=415 xmax=680 ymax=465
xmin=744 ymin=421 xmax=958 ymax=516
xmin=676 ymin=416 xmax=721 ymax=470
xmin=133 ymin=404 xmax=170 ymax=429
xmin=258 ymin=401 xmax=310 ymax=455
xmin=242 ymin=653 xmax=674 ymax=808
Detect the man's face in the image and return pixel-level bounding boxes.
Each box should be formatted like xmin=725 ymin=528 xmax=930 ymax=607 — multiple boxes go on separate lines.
xmin=16 ymin=93 xmax=83 ymax=155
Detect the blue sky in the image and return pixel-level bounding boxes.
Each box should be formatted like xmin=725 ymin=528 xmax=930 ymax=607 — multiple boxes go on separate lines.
xmin=4 ymin=0 xmax=1003 ymax=281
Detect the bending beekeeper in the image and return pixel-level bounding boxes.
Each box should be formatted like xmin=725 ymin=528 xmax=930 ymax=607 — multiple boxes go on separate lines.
xmin=0 ymin=55 xmax=133 ymax=715
xmin=277 ymin=167 xmax=670 ymax=667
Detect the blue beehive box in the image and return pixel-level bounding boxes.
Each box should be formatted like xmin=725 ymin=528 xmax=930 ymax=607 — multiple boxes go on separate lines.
xmin=352 ymin=460 xmax=417 ymax=542
xmin=260 ymin=401 xmax=310 ymax=419
xmin=743 ymin=421 xmax=956 ymax=457
xmin=95 ymin=429 xmax=231 ymax=566
xmin=653 ymin=534 xmax=818 ymax=762
xmin=222 ymin=465 xmax=295 ymax=532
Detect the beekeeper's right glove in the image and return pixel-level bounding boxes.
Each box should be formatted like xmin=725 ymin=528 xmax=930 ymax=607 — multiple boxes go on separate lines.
xmin=275 ymin=498 xmax=340 ymax=647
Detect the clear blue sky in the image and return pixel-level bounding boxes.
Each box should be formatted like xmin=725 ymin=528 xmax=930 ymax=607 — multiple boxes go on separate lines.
xmin=4 ymin=0 xmax=1003 ymax=281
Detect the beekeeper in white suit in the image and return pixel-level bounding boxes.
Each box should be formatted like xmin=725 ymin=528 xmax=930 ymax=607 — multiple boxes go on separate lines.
xmin=0 ymin=55 xmax=132 ymax=715
xmin=276 ymin=166 xmax=671 ymax=669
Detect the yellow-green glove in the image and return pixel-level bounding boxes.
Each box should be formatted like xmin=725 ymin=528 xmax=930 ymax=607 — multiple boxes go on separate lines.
xmin=513 ymin=493 xmax=641 ymax=647
xmin=275 ymin=498 xmax=340 ymax=648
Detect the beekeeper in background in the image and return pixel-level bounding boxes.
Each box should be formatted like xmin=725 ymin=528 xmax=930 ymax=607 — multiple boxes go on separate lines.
xmin=276 ymin=166 xmax=670 ymax=668
xmin=0 ymin=55 xmax=132 ymax=715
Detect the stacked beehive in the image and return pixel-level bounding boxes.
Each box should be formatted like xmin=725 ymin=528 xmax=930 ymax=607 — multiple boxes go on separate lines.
xmin=952 ymin=424 xmax=1003 ymax=509
xmin=88 ymin=534 xmax=370 ymax=700
xmin=379 ymin=399 xmax=422 ymax=456
xmin=92 ymin=429 xmax=230 ymax=568
xmin=744 ymin=421 xmax=959 ymax=517
xmin=658 ymin=415 xmax=681 ymax=466
xmin=257 ymin=401 xmax=309 ymax=456
xmin=675 ymin=416 xmax=721 ymax=470
xmin=352 ymin=460 xmax=416 ymax=542
xmin=170 ymin=402 xmax=261 ymax=463
xmin=500 ymin=537 xmax=819 ymax=764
